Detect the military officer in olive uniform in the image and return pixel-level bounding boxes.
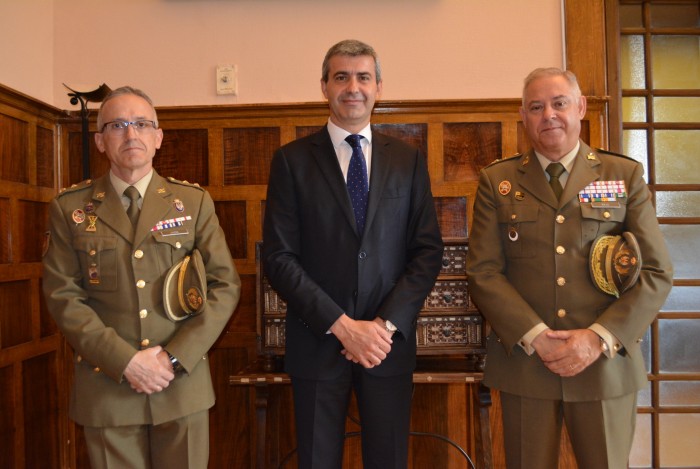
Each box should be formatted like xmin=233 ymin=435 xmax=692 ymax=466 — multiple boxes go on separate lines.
xmin=466 ymin=68 xmax=673 ymax=469
xmin=42 ymin=86 xmax=240 ymax=469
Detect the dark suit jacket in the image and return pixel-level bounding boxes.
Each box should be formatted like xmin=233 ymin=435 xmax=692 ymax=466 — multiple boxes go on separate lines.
xmin=263 ymin=126 xmax=443 ymax=380
xmin=43 ymin=171 xmax=241 ymax=426
xmin=465 ymin=142 xmax=673 ymax=401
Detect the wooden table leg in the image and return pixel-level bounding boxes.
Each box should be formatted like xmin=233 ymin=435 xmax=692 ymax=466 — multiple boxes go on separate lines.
xmin=474 ymin=383 xmax=493 ymax=469
xmin=254 ymin=384 xmax=269 ymax=469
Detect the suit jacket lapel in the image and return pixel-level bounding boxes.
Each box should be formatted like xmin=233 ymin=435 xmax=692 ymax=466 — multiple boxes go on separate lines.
xmin=364 ymin=131 xmax=390 ymax=236
xmin=560 ymin=142 xmax=601 ymax=207
xmin=133 ymin=172 xmax=173 ymax=246
xmin=311 ymin=127 xmax=359 ymax=236
xmin=517 ymin=150 xmax=559 ymax=209
xmin=92 ymin=175 xmax=133 ymax=241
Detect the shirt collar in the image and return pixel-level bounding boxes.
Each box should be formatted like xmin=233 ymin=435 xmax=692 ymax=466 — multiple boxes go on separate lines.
xmin=110 ymin=169 xmax=154 ymax=198
xmin=327 ymin=118 xmax=372 ymax=149
xmin=535 ymin=140 xmax=580 ymax=174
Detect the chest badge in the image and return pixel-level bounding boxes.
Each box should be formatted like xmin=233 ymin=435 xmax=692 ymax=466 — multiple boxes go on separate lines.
xmin=72 ymin=209 xmax=86 ymax=225
xmin=498 ymin=181 xmax=512 ymax=196
xmin=173 ymin=199 xmax=185 ymax=212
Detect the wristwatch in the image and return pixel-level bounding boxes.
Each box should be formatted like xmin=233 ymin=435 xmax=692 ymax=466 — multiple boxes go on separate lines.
xmin=383 ymin=319 xmax=397 ymax=333
xmin=166 ymin=350 xmax=183 ymax=373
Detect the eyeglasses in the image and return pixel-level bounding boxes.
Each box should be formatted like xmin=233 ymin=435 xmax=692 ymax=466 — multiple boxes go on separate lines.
xmin=101 ymin=120 xmax=158 ymax=133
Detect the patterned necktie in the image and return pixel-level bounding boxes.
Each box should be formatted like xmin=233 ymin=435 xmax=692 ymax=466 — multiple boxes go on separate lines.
xmin=124 ymin=186 xmax=141 ymax=226
xmin=345 ymin=134 xmax=369 ymax=235
xmin=546 ymin=163 xmax=565 ymax=200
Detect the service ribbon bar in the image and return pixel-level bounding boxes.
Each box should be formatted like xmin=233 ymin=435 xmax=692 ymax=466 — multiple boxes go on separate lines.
xmin=579 ymin=180 xmax=627 ymax=203
xmin=151 ymin=215 xmax=192 ymax=231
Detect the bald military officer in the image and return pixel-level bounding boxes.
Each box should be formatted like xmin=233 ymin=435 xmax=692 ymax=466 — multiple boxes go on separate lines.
xmin=466 ymin=68 xmax=673 ymax=469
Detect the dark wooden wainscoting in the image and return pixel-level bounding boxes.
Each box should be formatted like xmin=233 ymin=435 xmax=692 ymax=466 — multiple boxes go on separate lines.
xmin=1 ymin=83 xmax=605 ymax=468
xmin=0 ymin=84 xmax=68 ymax=468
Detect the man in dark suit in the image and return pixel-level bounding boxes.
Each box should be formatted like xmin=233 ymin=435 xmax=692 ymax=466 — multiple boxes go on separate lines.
xmin=466 ymin=68 xmax=673 ymax=468
xmin=43 ymin=86 xmax=241 ymax=468
xmin=262 ymin=39 xmax=443 ymax=468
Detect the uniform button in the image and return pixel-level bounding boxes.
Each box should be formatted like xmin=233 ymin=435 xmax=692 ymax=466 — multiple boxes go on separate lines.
xmin=141 ymin=339 xmax=150 ymax=347
xmin=603 ymin=211 xmax=611 ymax=219
xmin=134 ymin=250 xmax=144 ymax=259
xmin=136 ymin=280 xmax=146 ymax=288
xmin=557 ymin=277 xmax=566 ymax=286
xmin=614 ymin=344 xmax=622 ymax=351
xmin=93 ymin=367 xmax=100 ymax=373
xmin=175 ymin=242 xmax=182 ymax=249
xmin=89 ymin=249 xmax=96 ymax=256
xmin=557 ymin=309 xmax=566 ymax=318
xmin=76 ymin=355 xmax=82 ymax=362
xmin=556 ymin=215 xmax=565 ymax=224
xmin=139 ymin=309 xmax=148 ymax=319
xmin=511 ymin=214 xmax=517 ymax=220
xmin=358 ymin=251 xmax=367 ymax=259
xmin=556 ymin=246 xmax=566 ymax=255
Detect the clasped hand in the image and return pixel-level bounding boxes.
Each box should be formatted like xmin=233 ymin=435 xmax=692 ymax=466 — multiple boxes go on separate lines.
xmin=123 ymin=345 xmax=175 ymax=394
xmin=330 ymin=316 xmax=394 ymax=369
xmin=532 ymin=329 xmax=603 ymax=377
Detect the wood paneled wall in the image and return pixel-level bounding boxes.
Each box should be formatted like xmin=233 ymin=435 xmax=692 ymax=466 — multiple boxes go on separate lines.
xmin=0 ymin=84 xmax=67 ymax=469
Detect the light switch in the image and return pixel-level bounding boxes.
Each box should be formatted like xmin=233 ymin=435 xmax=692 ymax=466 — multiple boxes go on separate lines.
xmin=216 ymin=65 xmax=237 ymax=95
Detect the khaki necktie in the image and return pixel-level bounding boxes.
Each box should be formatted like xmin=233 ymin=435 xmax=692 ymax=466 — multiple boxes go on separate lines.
xmin=124 ymin=186 xmax=141 ymax=226
xmin=546 ymin=163 xmax=565 ymax=200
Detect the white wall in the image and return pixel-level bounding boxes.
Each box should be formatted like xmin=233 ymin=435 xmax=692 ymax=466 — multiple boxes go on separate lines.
xmin=1 ymin=0 xmax=563 ymax=109
xmin=0 ymin=0 xmax=54 ymax=105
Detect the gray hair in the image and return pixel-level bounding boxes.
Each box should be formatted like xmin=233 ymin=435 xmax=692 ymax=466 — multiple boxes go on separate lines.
xmin=522 ymin=67 xmax=582 ymax=106
xmin=96 ymin=86 xmax=158 ymax=131
xmin=321 ymin=39 xmax=382 ymax=83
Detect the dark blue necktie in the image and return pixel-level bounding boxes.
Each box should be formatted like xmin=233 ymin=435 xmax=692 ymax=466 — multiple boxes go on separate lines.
xmin=345 ymin=134 xmax=369 ymax=235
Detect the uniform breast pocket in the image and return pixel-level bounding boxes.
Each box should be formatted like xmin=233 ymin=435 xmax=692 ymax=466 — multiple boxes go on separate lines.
xmin=580 ymin=203 xmax=627 ymax=244
xmin=72 ymin=236 xmax=118 ymax=291
xmin=151 ymin=229 xmax=196 ymax=272
xmin=497 ymin=204 xmax=540 ymax=258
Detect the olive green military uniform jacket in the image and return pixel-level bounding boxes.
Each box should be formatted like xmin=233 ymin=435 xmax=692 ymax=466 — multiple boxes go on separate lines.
xmin=466 ymin=142 xmax=673 ymax=401
xmin=43 ymin=171 xmax=241 ymax=426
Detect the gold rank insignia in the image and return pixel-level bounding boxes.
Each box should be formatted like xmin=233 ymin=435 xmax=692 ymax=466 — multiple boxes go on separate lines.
xmin=587 ymin=152 xmax=597 ymax=160
xmin=86 ymin=216 xmax=98 ymax=232
xmin=96 ymin=192 xmax=105 ymax=199
xmin=157 ymin=187 xmax=166 ymax=194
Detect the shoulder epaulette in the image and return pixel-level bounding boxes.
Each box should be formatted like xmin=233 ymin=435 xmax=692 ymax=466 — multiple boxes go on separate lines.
xmin=485 ymin=153 xmax=523 ymax=168
xmin=57 ymin=179 xmax=93 ymax=197
xmin=166 ymin=177 xmax=205 ymax=191
xmin=596 ymin=148 xmax=637 ymax=162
